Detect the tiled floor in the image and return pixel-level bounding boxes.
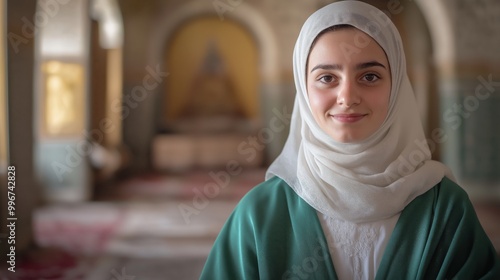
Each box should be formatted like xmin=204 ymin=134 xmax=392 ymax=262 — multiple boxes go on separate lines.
xmin=14 ymin=169 xmax=266 ymax=280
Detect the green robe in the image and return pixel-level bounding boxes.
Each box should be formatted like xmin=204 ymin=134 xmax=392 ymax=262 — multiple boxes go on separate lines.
xmin=200 ymin=176 xmax=500 ymax=279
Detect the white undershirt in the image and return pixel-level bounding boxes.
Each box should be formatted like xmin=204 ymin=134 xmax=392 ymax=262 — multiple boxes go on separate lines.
xmin=317 ymin=212 xmax=400 ymax=280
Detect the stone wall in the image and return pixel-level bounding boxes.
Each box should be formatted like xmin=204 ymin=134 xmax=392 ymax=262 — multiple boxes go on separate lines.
xmin=433 ymin=0 xmax=500 ymax=196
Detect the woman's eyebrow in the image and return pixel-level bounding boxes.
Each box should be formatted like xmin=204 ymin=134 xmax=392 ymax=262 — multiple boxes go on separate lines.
xmin=356 ymin=61 xmax=386 ymax=70
xmin=310 ymin=61 xmax=386 ymax=73
xmin=310 ymin=64 xmax=342 ymax=73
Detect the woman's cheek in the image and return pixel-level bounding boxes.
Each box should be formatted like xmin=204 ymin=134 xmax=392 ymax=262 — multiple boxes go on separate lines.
xmin=309 ymin=90 xmax=332 ymax=113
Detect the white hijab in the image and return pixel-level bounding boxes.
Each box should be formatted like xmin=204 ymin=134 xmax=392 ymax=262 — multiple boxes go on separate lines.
xmin=266 ymin=1 xmax=453 ymax=223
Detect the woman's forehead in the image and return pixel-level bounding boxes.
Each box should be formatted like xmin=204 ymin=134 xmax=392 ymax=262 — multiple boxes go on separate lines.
xmin=307 ymin=28 xmax=389 ymax=69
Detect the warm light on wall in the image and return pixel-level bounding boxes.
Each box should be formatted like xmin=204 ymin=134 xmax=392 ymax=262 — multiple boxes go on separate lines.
xmin=105 ymin=48 xmax=122 ymax=147
xmin=42 ymin=61 xmax=85 ymax=137
xmin=165 ymin=16 xmax=259 ymax=121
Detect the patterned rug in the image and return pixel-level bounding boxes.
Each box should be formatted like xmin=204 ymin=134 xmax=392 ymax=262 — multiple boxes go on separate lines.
xmin=32 ymin=169 xmax=266 ymax=259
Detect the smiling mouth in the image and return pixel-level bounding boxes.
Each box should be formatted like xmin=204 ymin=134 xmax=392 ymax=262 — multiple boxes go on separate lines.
xmin=331 ymin=113 xmax=367 ymax=123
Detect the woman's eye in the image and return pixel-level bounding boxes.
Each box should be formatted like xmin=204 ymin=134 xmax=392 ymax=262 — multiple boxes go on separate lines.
xmin=362 ymin=73 xmax=380 ymax=82
xmin=319 ymin=75 xmax=334 ymax=83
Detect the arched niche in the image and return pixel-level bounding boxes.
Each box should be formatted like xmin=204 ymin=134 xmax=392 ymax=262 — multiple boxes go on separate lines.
xmin=162 ymin=16 xmax=259 ymax=134
xmin=145 ymin=2 xmax=281 ymax=170
xmin=147 ymin=1 xmax=280 ymax=131
xmin=148 ymin=2 xmax=279 ymax=85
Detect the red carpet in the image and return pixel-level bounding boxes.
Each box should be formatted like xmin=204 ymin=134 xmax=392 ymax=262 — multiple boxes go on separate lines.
xmin=1 ymin=249 xmax=93 ymax=280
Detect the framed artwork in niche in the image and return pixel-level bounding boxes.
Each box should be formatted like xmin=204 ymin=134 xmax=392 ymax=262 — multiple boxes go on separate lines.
xmin=42 ymin=61 xmax=85 ymax=138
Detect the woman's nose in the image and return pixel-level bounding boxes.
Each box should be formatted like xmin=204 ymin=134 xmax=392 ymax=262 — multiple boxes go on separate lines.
xmin=336 ymin=79 xmax=361 ymax=107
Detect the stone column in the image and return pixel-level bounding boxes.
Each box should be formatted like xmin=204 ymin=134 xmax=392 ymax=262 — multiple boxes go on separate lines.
xmin=1 ymin=0 xmax=39 ymax=265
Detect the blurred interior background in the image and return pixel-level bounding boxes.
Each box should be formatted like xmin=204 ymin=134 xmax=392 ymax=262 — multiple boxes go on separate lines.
xmin=0 ymin=0 xmax=499 ymax=279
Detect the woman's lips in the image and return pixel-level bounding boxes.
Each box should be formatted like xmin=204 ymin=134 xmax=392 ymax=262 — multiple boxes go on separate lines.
xmin=331 ymin=113 xmax=367 ymax=123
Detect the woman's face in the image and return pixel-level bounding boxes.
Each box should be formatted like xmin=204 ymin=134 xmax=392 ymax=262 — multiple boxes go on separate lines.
xmin=307 ymin=28 xmax=391 ymax=143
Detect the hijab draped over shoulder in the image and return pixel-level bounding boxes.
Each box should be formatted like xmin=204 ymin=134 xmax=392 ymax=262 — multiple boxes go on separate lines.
xmin=266 ymin=0 xmax=454 ymax=223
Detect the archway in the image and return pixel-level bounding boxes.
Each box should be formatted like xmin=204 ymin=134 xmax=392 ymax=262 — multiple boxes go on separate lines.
xmin=147 ymin=3 xmax=280 ymax=171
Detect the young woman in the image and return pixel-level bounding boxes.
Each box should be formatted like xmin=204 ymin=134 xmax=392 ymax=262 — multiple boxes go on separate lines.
xmin=200 ymin=1 xmax=500 ymax=279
